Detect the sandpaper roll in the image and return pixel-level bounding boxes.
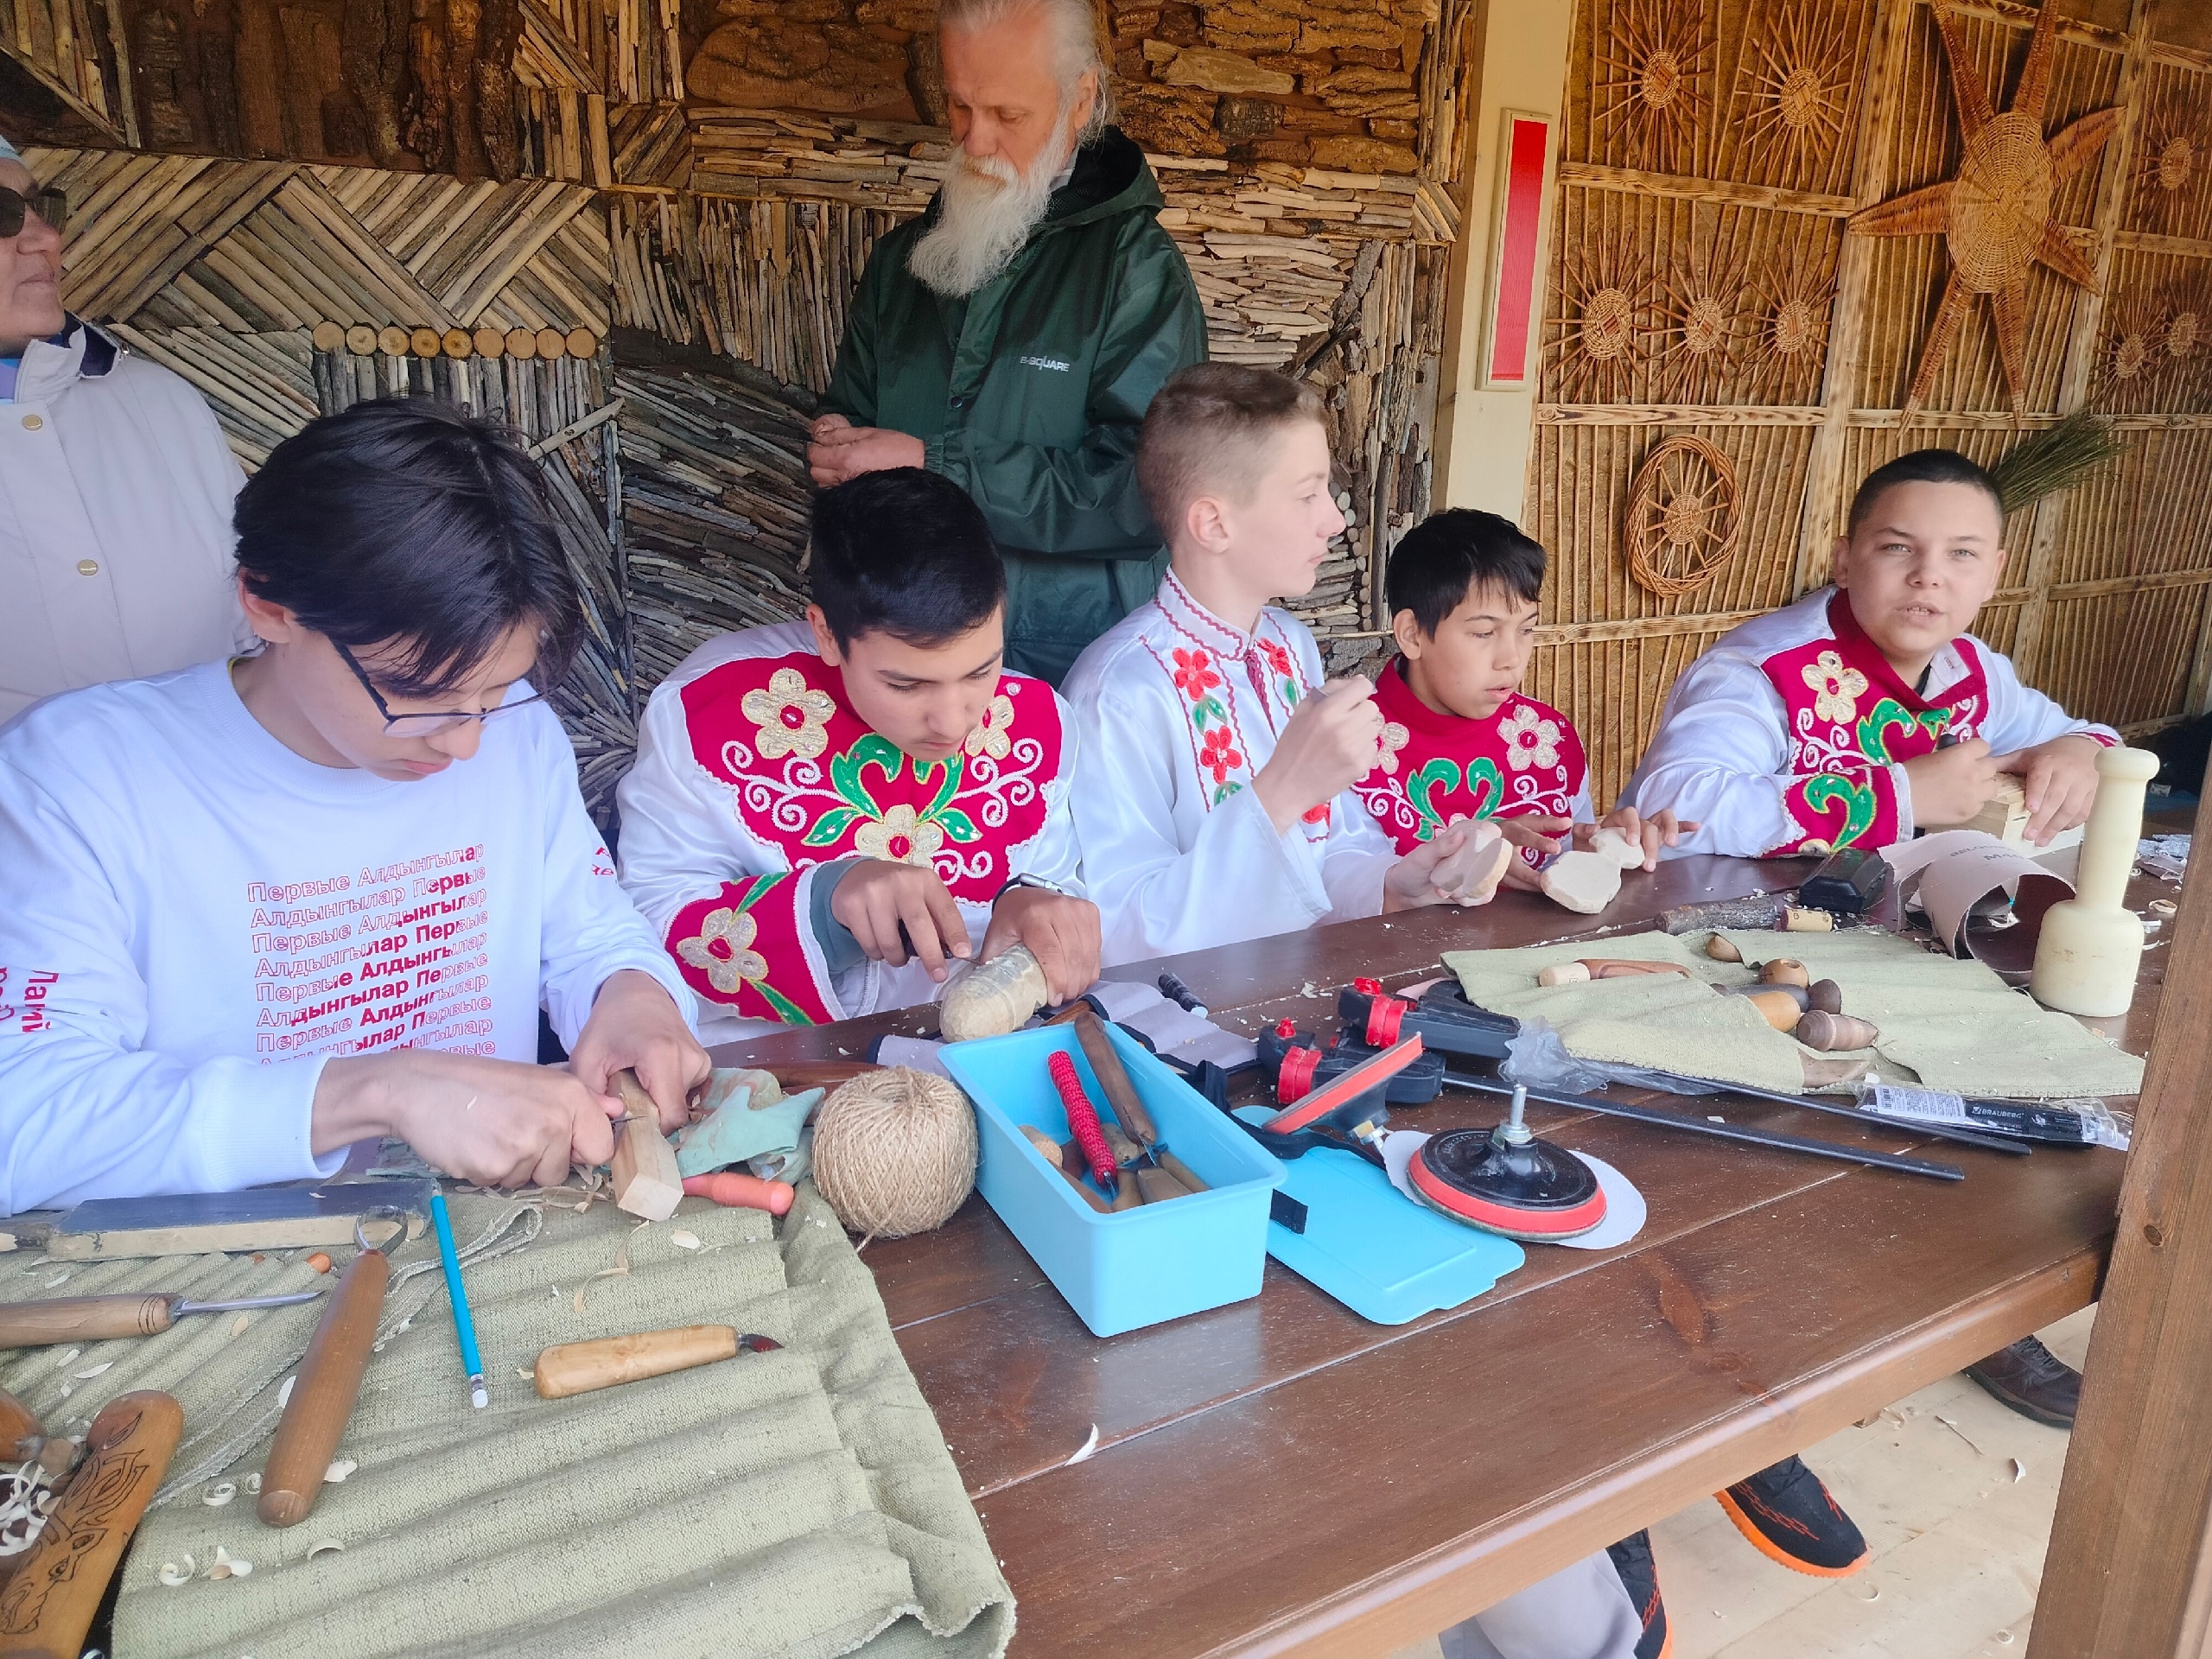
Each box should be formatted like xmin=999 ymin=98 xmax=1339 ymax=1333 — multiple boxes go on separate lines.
xmin=259 ymin=1245 xmax=389 ymax=1528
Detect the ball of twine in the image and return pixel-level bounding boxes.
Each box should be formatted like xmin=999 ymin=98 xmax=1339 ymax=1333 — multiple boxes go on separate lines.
xmin=812 ymin=1066 xmax=979 ymax=1240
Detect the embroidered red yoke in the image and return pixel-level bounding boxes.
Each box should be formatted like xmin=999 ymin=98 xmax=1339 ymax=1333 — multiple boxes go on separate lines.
xmin=617 ymin=621 xmax=1081 ymax=1040
xmin=1626 ymin=588 xmax=2118 ymax=858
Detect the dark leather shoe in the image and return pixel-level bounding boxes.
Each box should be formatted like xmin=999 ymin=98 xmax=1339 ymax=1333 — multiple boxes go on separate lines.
xmin=1964 ymin=1335 xmax=2081 ymax=1427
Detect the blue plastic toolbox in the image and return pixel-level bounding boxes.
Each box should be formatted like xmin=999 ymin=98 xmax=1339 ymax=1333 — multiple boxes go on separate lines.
xmin=941 ymin=1023 xmax=1285 ymax=1338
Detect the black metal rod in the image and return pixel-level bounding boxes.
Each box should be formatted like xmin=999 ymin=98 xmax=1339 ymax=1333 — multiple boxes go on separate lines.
xmin=1639 ymin=1071 xmax=2032 ymax=1157
xmin=1441 ymin=1072 xmax=1966 ymax=1182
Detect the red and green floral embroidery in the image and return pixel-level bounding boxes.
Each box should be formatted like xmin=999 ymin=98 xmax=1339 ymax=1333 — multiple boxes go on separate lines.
xmin=1857 ymin=699 xmax=1951 ymax=766
xmin=683 ymin=652 xmax=1058 ymax=902
xmin=1774 ymin=770 xmax=1895 ymax=856
xmin=1258 ymin=637 xmax=1301 ymax=707
xmin=1198 ymin=725 xmax=1244 ymax=790
xmin=666 ymin=875 xmax=830 ymax=1026
xmin=1355 ymin=672 xmax=1586 ymax=858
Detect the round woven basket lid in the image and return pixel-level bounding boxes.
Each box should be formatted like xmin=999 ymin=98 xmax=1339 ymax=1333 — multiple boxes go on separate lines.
xmin=1624 ymin=432 xmax=1741 ymax=601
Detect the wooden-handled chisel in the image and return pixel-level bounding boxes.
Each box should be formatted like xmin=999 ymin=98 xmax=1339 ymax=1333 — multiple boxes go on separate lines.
xmin=259 ymin=1244 xmax=388 ymax=1528
xmin=1073 ymin=1009 xmax=1209 ymax=1194
xmin=0 ymin=1389 xmax=181 ymax=1653
xmin=0 ymin=1289 xmax=323 ymax=1348
xmin=534 ymin=1325 xmax=781 ymax=1399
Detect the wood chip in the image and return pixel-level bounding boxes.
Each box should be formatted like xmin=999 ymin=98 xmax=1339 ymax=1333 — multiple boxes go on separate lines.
xmin=277 ymin=1375 xmax=296 ymax=1409
xmin=231 ymin=1315 xmax=251 ymax=1337
xmin=308 ymin=1539 xmax=345 ymax=1559
xmin=324 ymin=1458 xmax=357 ymax=1483
xmin=1064 ymin=1424 xmax=1101 ymax=1466
xmin=72 ymin=1362 xmax=111 ymax=1380
xmin=158 ymin=1555 xmax=196 ymax=1586
xmin=50 ymin=1347 xmax=79 ymax=1370
xmin=670 ymin=1230 xmax=701 ymax=1250
xmin=202 ymin=1480 xmax=237 ymax=1506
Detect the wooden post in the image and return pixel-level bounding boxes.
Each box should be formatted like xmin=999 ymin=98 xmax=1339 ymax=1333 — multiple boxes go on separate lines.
xmin=2030 ymin=773 xmax=2212 ymax=1656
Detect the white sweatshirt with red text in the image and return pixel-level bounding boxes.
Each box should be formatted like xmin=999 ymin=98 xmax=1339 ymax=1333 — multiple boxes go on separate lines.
xmin=0 ymin=662 xmax=690 ymax=1214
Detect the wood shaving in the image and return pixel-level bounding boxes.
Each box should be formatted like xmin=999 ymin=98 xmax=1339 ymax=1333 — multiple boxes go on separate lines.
xmin=1064 ymin=1424 xmax=1101 ymax=1466
xmin=157 ymin=1555 xmax=195 ymax=1586
xmin=72 ymin=1362 xmax=111 ymax=1380
xmin=277 ymin=1376 xmax=296 ymax=1410
xmin=230 ymin=1315 xmax=251 ymax=1338
xmin=208 ymin=1544 xmax=253 ymax=1580
xmin=308 ymin=1539 xmax=344 ymax=1560
xmin=1933 ymin=1414 xmax=1985 ymax=1455
xmin=201 ymin=1480 xmax=237 ymax=1507
xmin=574 ymin=1229 xmax=639 ymax=1313
xmin=245 ymin=1471 xmax=261 ymax=1493
xmin=324 ymin=1459 xmax=357 ymax=1483
xmin=670 ymin=1230 xmax=701 ymax=1250
xmin=43 ymin=1271 xmax=67 ymax=1288
xmin=57 ymin=1383 xmax=72 ymax=1400
xmin=50 ymin=1347 xmax=79 ymax=1370
xmin=2010 ymin=1457 xmax=2026 ymax=1483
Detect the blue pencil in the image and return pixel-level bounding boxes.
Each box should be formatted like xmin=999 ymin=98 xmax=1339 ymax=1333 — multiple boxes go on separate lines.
xmin=429 ymin=1191 xmax=488 ymax=1409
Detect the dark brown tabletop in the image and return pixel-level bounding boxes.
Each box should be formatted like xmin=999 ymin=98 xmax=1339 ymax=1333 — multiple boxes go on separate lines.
xmin=715 ymin=855 xmax=2158 ymax=1658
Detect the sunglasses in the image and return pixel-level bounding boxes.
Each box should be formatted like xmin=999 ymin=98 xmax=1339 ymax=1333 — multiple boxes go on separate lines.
xmin=0 ymin=185 xmax=67 ymax=238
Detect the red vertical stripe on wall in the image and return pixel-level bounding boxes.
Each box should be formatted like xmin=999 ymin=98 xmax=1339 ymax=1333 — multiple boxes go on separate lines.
xmin=1486 ymin=117 xmax=1551 ymax=385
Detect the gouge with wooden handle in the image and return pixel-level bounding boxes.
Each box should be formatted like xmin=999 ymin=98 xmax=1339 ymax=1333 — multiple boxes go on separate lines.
xmin=0 ymin=1289 xmax=323 ymax=1348
xmin=535 ymin=1325 xmax=781 ymax=1399
xmin=259 ymin=1243 xmax=388 ymax=1528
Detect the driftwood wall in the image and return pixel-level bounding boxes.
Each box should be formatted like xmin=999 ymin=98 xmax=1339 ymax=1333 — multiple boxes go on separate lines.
xmin=1536 ymin=0 xmax=2212 ymax=806
xmin=5 ymin=0 xmax=1479 ymax=830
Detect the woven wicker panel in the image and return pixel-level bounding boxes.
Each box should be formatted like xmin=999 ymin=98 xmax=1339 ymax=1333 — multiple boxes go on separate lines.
xmin=2094 ymin=245 xmax=2212 ymax=413
xmin=1969 ymin=595 xmax=2027 ymax=658
xmin=1527 ymin=420 xmax=1813 ymax=624
xmin=2122 ymin=55 xmax=2212 ymax=242
xmin=2037 ymin=584 xmax=2208 ymax=730
xmin=2038 ymin=426 xmax=2212 ymax=588
xmin=1526 ymin=624 xmax=1745 ymax=810
xmin=1708 ymin=0 xmax=1878 ymax=198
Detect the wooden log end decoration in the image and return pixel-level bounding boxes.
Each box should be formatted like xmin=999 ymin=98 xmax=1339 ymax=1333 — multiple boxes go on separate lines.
xmin=812 ymin=1068 xmax=980 ymax=1238
xmin=377 ymin=325 xmax=410 ymax=357
xmin=474 ymin=324 xmax=507 ymax=359
xmin=409 ymin=327 xmax=442 ymax=358
xmin=0 ymin=1390 xmax=181 ymax=1649
xmin=344 ymin=324 xmax=379 ymax=356
xmin=938 ymin=945 xmax=1050 ymax=1041
xmin=1795 ymin=1010 xmax=1878 ymax=1052
xmin=564 ymin=326 xmax=599 ymax=359
xmin=311 ymin=320 xmax=346 ymax=353
xmin=535 ymin=326 xmax=568 ymax=359
xmin=1783 ymin=906 xmax=1834 ymax=932
xmin=442 ymin=327 xmax=474 ymax=359
xmin=610 ymin=1070 xmax=683 ymax=1222
xmin=506 ymin=327 xmax=539 ymax=359
xmin=1625 ymin=434 xmax=1741 ymax=600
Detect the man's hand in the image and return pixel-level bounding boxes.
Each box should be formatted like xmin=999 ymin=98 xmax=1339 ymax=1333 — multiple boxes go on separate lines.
xmin=314 ymin=1049 xmax=627 ymax=1191
xmin=981 ymin=886 xmax=1102 ymax=1003
xmin=568 ymin=969 xmax=711 ymax=1134
xmin=1576 ymin=806 xmax=1698 ymax=872
xmin=1901 ymin=736 xmax=2000 ymax=829
xmin=1383 ymin=818 xmax=1514 ymax=912
xmin=1998 ymin=734 xmax=2104 ymax=846
xmin=806 ymin=415 xmax=927 ymax=487
xmin=1250 ymin=677 xmax=1385 ymax=834
xmin=831 ymin=859 xmax=972 ymax=982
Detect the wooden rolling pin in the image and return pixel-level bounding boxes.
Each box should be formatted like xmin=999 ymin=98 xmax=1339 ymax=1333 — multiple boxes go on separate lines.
xmin=611 ymin=1070 xmax=683 ymax=1222
xmin=259 ymin=1244 xmax=388 ymax=1528
xmin=535 ymin=1325 xmax=781 ymax=1399
xmin=0 ymin=1390 xmax=181 ymax=1650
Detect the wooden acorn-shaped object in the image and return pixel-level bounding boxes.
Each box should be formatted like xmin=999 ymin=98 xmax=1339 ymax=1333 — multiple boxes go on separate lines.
xmin=1808 ymin=979 xmax=1844 ymax=1015
xmin=1705 ymin=934 xmax=1745 ymax=963
xmin=1731 ymin=988 xmax=1805 ymax=1032
xmin=1796 ymin=1010 xmax=1879 ymax=1052
xmin=1758 ymin=958 xmax=1810 ymax=987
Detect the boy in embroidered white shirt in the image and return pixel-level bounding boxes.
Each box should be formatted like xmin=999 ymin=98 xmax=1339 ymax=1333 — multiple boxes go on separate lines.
xmin=1061 ymin=364 xmax=1514 ymax=967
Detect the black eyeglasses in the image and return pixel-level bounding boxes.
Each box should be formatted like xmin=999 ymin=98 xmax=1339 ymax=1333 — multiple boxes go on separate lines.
xmin=334 ymin=640 xmax=547 ymax=736
xmin=0 ymin=185 xmax=67 ymax=239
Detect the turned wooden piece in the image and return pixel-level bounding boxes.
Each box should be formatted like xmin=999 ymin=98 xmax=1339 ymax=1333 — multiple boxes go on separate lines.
xmin=1758 ymin=958 xmax=1810 ymax=987
xmin=1796 ymin=1010 xmax=1880 ymax=1052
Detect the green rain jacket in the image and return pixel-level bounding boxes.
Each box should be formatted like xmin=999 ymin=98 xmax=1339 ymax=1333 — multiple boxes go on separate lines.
xmin=825 ymin=126 xmax=1207 ymax=683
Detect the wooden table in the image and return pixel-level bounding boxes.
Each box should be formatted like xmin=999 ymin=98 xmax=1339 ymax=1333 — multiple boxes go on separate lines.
xmin=717 ymin=855 xmax=2161 ymax=1658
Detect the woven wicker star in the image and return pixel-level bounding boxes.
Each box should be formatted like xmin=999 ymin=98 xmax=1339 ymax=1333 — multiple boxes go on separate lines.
xmin=1847 ymin=1 xmax=2120 ymax=416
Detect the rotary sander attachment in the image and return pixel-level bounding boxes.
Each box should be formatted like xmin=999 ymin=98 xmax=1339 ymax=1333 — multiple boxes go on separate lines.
xmin=1405 ymin=1085 xmax=1608 ymax=1243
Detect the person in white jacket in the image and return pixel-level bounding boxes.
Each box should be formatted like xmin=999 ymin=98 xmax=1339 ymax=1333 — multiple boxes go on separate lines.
xmin=618 ymin=467 xmax=1100 ymax=1046
xmin=0 ymin=130 xmax=250 ymax=724
xmin=0 ymin=398 xmax=706 ymax=1214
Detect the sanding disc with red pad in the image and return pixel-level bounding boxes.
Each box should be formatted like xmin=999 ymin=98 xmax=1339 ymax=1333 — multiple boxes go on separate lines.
xmin=1409 ymin=1127 xmax=1609 ymax=1242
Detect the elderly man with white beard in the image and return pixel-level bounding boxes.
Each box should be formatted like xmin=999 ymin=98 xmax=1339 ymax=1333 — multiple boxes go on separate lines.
xmin=806 ymin=0 xmax=1205 ymax=684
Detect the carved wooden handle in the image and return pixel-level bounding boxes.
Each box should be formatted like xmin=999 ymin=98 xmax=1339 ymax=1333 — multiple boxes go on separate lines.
xmin=534 ymin=1325 xmax=739 ymax=1399
xmin=0 ymin=1294 xmax=174 ymax=1348
xmin=0 ymin=1390 xmax=181 ymax=1655
xmin=258 ymin=1245 xmax=388 ymax=1528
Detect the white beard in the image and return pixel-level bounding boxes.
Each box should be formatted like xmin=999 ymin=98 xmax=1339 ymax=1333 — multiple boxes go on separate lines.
xmin=906 ymin=137 xmax=1071 ymax=299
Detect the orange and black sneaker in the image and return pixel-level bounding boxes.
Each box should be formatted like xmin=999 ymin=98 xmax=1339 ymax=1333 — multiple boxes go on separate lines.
xmin=1605 ymin=1529 xmax=1673 ymax=1659
xmin=1715 ymin=1455 xmax=1869 ymax=1578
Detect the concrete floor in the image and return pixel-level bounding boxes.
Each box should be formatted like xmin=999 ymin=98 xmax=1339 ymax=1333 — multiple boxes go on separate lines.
xmin=1390 ymin=1306 xmax=2096 ymax=1659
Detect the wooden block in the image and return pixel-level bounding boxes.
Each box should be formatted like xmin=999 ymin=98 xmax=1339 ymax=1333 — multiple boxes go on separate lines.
xmin=565 ymin=325 xmax=599 ymax=359
xmin=1588 ymin=826 xmax=1646 ymax=868
xmin=506 ymin=326 xmax=538 ymax=359
xmin=1961 ymin=779 xmax=2031 ymax=842
xmin=1540 ymin=850 xmax=1622 ymax=915
xmin=610 ymin=1070 xmax=683 ymax=1222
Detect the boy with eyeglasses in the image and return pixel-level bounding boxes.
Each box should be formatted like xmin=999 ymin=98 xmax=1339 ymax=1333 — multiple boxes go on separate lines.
xmin=0 ymin=129 xmax=251 ymax=724
xmin=0 ymin=397 xmax=707 ymax=1212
